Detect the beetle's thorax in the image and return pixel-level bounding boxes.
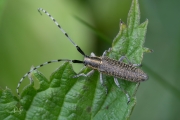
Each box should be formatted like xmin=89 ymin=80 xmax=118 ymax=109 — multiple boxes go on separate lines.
xmin=84 ymin=56 xmax=102 ymax=69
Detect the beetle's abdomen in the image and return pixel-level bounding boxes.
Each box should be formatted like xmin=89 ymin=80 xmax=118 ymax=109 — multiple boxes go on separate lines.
xmin=99 ymin=56 xmax=148 ymax=82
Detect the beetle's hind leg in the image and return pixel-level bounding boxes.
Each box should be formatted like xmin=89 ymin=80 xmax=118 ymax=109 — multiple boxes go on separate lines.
xmin=116 ymin=56 xmax=133 ymax=104
xmin=114 ymin=77 xmax=130 ymax=104
xmin=119 ymin=56 xmax=141 ymax=67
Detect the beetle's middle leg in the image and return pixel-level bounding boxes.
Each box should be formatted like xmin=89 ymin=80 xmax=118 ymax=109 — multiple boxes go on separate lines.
xmin=100 ymin=73 xmax=108 ymax=94
xmin=98 ymin=50 xmax=109 ymax=94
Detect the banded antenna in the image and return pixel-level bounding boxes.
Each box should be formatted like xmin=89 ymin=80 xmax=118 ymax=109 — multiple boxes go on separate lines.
xmin=16 ymin=8 xmax=86 ymax=96
xmin=38 ymin=8 xmax=86 ymax=56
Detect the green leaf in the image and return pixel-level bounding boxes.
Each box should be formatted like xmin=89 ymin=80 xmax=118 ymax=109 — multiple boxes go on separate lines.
xmin=0 ymin=0 xmax=149 ymax=119
xmin=0 ymin=88 xmax=25 ymax=120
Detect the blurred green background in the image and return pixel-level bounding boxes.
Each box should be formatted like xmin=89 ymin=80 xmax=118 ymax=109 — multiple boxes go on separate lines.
xmin=0 ymin=0 xmax=180 ymax=120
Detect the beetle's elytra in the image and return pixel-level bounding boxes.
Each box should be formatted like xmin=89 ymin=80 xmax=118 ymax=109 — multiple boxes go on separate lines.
xmin=84 ymin=56 xmax=148 ymax=82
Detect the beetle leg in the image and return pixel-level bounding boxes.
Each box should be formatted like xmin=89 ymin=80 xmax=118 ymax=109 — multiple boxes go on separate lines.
xmin=114 ymin=77 xmax=130 ymax=104
xmin=73 ymin=70 xmax=94 ymax=78
xmin=119 ymin=56 xmax=141 ymax=67
xmin=100 ymin=73 xmax=108 ymax=94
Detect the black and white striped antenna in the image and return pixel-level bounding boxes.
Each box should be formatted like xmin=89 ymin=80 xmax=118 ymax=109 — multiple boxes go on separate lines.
xmin=16 ymin=8 xmax=86 ymax=96
xmin=37 ymin=8 xmax=86 ymax=56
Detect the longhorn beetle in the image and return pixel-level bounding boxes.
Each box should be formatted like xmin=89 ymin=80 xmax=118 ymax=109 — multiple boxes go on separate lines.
xmin=16 ymin=8 xmax=148 ymax=103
